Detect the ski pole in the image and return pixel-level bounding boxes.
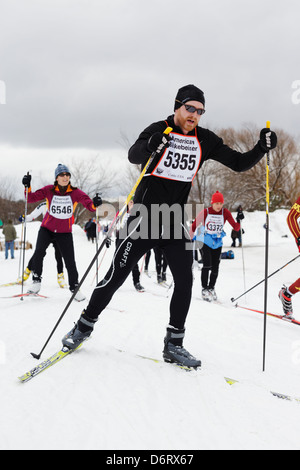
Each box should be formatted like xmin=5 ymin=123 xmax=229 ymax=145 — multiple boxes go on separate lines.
xmin=240 ymin=219 xmax=247 ymax=302
xmin=263 ymin=120 xmax=271 ymax=372
xmin=17 ymin=220 xmax=24 ymax=281
xmin=30 ymin=126 xmax=173 ymax=359
xmin=90 ymin=245 xmax=108 ymax=286
xmin=95 ymin=196 xmax=100 ymax=284
xmin=230 ymin=253 xmax=300 ymax=303
xmin=21 ymin=173 xmax=30 ymax=300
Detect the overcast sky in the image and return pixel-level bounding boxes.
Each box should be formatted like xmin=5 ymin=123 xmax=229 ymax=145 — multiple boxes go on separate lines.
xmin=0 ymin=0 xmax=299 ymax=198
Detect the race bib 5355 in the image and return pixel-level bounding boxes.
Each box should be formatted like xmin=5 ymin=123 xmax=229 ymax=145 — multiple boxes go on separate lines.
xmin=151 ymin=132 xmax=202 ymax=182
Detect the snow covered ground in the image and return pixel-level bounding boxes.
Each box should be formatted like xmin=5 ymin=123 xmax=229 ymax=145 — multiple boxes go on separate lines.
xmin=1 ymin=210 xmax=300 ymax=451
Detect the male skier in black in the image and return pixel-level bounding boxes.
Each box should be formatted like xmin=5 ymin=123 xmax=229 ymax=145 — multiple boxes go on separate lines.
xmin=62 ymin=84 xmax=277 ymax=368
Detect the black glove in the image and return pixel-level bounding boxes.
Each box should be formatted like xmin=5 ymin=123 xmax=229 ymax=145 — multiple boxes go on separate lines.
xmin=258 ymin=128 xmax=277 ymax=153
xmin=147 ymin=132 xmax=172 ymax=154
xmin=105 ymin=238 xmax=111 ymax=248
xmin=93 ymin=194 xmax=102 ymax=207
xmin=22 ymin=174 xmax=31 ymax=188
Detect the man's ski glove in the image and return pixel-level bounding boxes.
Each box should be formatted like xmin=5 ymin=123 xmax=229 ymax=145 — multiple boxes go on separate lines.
xmin=258 ymin=128 xmax=277 ymax=153
xmin=296 ymin=237 xmax=300 ymax=252
xmin=22 ymin=174 xmax=32 ymax=188
xmin=93 ymin=194 xmax=102 ymax=207
xmin=147 ymin=131 xmax=172 ymax=154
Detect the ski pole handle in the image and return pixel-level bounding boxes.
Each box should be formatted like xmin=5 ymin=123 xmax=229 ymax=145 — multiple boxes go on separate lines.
xmin=122 ymin=126 xmax=173 ymax=211
xmin=265 ymin=121 xmax=270 ymax=211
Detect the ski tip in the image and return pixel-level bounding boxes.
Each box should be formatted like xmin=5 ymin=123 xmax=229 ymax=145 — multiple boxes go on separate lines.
xmin=266 ymin=120 xmax=271 ymax=129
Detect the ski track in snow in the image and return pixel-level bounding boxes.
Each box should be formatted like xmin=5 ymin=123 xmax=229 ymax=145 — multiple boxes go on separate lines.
xmin=1 ymin=211 xmax=300 ymax=450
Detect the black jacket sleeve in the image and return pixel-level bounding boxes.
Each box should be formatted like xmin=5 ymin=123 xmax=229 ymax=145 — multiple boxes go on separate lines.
xmin=204 ymin=129 xmax=265 ymax=172
xmin=128 ymin=121 xmax=167 ymax=166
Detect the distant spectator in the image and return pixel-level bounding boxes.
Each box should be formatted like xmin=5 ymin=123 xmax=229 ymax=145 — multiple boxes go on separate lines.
xmin=231 ymin=205 xmax=245 ymax=247
xmin=2 ymin=219 xmax=17 ymax=259
xmin=85 ymin=218 xmax=97 ymax=243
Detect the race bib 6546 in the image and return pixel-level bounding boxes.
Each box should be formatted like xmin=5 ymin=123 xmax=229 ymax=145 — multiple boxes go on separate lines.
xmin=49 ymin=195 xmax=73 ymax=219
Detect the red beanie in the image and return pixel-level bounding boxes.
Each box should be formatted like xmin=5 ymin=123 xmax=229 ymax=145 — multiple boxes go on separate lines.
xmin=211 ymin=191 xmax=224 ymax=204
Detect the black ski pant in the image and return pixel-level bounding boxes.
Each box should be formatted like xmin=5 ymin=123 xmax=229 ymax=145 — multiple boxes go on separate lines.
xmin=131 ymin=264 xmax=140 ymax=285
xmin=154 ymin=246 xmax=168 ymax=276
xmin=28 ymin=239 xmax=64 ymax=274
xmin=85 ymin=218 xmax=193 ymax=330
xmin=32 ymin=227 xmax=78 ymax=290
xmin=200 ymin=244 xmax=222 ymax=289
xmin=144 ymin=250 xmax=151 ymax=270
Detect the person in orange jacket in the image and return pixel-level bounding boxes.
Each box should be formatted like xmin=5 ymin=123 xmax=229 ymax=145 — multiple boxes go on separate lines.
xmin=278 ymin=197 xmax=300 ymax=319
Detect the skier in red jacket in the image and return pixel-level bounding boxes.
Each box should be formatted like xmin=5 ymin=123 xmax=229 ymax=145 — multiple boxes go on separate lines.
xmin=190 ymin=191 xmax=240 ymax=302
xmin=278 ymin=197 xmax=300 ymax=319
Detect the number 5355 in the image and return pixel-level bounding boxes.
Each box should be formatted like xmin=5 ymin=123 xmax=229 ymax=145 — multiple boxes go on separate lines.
xmin=164 ymin=151 xmax=196 ymax=170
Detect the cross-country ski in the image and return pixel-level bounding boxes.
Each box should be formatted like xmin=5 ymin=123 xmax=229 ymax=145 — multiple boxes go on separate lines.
xmin=235 ymin=304 xmax=300 ymax=326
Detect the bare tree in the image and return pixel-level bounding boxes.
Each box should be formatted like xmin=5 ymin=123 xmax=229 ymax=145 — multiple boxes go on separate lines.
xmin=188 ymin=124 xmax=300 ymax=211
xmin=67 ymin=155 xmax=118 ymax=223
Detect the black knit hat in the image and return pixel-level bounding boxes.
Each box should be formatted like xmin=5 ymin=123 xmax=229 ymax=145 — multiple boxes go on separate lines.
xmin=174 ymin=84 xmax=205 ymax=111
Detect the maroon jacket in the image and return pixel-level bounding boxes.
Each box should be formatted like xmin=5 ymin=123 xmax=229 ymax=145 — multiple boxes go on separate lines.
xmin=27 ymin=184 xmax=95 ymax=233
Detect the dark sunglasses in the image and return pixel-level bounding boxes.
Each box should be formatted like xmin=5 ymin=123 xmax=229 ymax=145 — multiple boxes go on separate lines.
xmin=58 ymin=172 xmax=70 ymax=177
xmin=176 ymin=100 xmax=206 ymax=115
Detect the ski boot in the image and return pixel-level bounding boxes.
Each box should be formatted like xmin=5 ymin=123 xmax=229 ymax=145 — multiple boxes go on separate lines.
xmin=70 ymin=285 xmax=86 ymax=302
xmin=62 ymin=310 xmax=97 ymax=350
xmin=23 ymin=267 xmax=31 ymax=281
xmin=134 ymin=282 xmax=145 ymax=292
xmin=57 ymin=272 xmax=67 ymax=288
xmin=202 ymin=288 xmax=212 ymax=302
xmin=27 ymin=274 xmax=41 ymax=294
xmin=163 ymin=326 xmax=201 ymax=369
xmin=208 ymin=288 xmax=217 ymax=301
xmin=278 ymin=286 xmax=294 ymax=319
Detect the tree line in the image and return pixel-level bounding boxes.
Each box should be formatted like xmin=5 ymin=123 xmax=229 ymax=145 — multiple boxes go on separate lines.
xmin=189 ymin=124 xmax=300 ymax=212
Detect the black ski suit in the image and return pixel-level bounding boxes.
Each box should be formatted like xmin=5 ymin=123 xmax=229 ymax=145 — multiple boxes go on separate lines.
xmin=84 ymin=114 xmax=265 ymax=329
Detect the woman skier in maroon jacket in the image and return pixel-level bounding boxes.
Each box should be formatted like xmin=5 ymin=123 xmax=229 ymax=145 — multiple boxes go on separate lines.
xmin=22 ymin=163 xmax=102 ymax=301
